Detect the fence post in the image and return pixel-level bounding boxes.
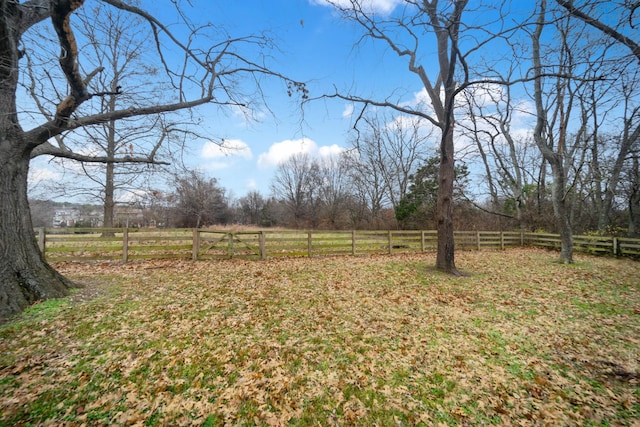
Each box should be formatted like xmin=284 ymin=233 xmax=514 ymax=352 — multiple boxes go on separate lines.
xmin=388 ymin=230 xmax=393 ymax=254
xmin=352 ymin=230 xmax=356 ymax=255
xmin=227 ymin=233 xmax=234 ymax=258
xmin=421 ymin=230 xmax=425 ymax=252
xmin=122 ymin=227 xmax=129 ymax=263
xmin=192 ymin=229 xmax=200 ymax=261
xmin=613 ymin=237 xmax=618 ymax=256
xmin=500 ymin=232 xmax=505 ymax=250
xmin=38 ymin=227 xmax=46 ymax=254
xmin=259 ymin=231 xmax=266 ymax=260
xmin=476 ymin=230 xmax=481 ymax=251
xmin=308 ymin=231 xmax=313 ymax=257
xmin=520 ymin=232 xmax=524 ymax=247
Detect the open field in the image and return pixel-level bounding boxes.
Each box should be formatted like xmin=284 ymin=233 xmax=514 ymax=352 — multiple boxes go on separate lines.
xmin=1 ymin=249 xmax=639 ymax=426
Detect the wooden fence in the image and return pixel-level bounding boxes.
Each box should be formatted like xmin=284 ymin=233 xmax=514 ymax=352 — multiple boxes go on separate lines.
xmin=35 ymin=228 xmax=640 ymax=263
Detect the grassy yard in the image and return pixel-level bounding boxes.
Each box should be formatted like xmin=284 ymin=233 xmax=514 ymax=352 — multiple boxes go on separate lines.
xmin=1 ymin=249 xmax=638 ymax=426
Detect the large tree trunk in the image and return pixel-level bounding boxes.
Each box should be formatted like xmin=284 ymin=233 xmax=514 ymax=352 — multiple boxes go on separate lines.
xmin=550 ymin=161 xmax=574 ymax=263
xmin=104 ymin=161 xmax=115 ymax=228
xmin=531 ymin=0 xmax=574 ymax=264
xmin=103 ymin=106 xmax=118 ymax=229
xmin=629 ymin=156 xmax=640 ymax=237
xmin=435 ymin=126 xmax=459 ymax=274
xmin=1 ymin=1 xmax=73 ymax=320
xmin=427 ymin=0 xmax=466 ymax=276
xmin=0 ymin=146 xmax=74 ymax=321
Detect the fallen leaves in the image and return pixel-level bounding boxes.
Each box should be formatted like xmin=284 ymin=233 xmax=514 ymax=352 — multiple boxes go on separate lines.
xmin=0 ymin=249 xmax=638 ymax=425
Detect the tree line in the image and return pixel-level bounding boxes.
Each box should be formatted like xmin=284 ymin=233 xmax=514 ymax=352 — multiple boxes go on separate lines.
xmin=78 ymin=106 xmax=635 ymax=236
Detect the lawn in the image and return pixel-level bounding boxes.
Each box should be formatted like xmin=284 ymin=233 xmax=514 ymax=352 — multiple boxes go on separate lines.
xmin=1 ymin=249 xmax=638 ymax=426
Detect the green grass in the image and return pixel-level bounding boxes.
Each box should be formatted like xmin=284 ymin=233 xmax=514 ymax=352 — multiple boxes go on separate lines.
xmin=1 ymin=249 xmax=638 ymax=426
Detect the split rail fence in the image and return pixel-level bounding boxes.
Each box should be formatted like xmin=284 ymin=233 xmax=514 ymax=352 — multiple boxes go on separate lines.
xmin=34 ymin=228 xmax=640 ymax=263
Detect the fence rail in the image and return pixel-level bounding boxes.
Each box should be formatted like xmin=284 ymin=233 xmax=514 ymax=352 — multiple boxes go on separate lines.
xmin=34 ymin=228 xmax=640 ymax=263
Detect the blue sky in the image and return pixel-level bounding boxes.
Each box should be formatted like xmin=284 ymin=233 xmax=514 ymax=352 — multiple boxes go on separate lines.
xmin=29 ymin=0 xmax=420 ymax=201
xmin=25 ymin=0 xmax=635 ymax=212
xmin=27 ymin=0 xmax=542 ymax=202
xmin=176 ymin=0 xmax=422 ymax=198
xmin=181 ymin=0 xmax=537 ymax=199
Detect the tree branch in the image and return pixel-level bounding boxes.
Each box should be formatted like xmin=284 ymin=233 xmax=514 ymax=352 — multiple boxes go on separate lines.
xmin=25 ymin=95 xmax=215 ymax=143
xmin=99 ymin=0 xmax=212 ymax=71
xmin=50 ymin=0 xmax=89 ymax=126
xmin=316 ymin=89 xmax=441 ymax=128
xmin=30 ymin=140 xmax=170 ymax=165
xmin=17 ymin=0 xmax=52 ymax=35
xmin=460 ymin=191 xmax=516 ymax=219
xmin=555 ymin=0 xmax=640 ymax=62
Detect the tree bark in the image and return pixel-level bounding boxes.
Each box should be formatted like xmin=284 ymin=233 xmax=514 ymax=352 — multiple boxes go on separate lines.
xmin=103 ymin=99 xmax=118 ymax=229
xmin=0 ymin=0 xmax=75 ymax=320
xmin=629 ymin=156 xmax=640 ymax=237
xmin=435 ymin=125 xmax=459 ymax=273
xmin=549 ymin=159 xmax=574 ymax=263
xmin=0 ymin=144 xmax=74 ymax=321
xmin=104 ymin=160 xmax=116 ymax=227
xmin=428 ymin=0 xmax=467 ymax=275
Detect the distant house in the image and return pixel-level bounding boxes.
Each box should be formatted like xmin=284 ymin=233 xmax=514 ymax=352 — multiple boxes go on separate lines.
xmin=53 ymin=208 xmax=79 ymax=227
xmin=52 ymin=207 xmax=103 ymax=228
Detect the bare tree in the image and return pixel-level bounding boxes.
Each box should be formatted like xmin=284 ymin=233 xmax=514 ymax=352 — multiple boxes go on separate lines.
xmin=355 ymin=113 xmax=433 ymax=214
xmin=171 ymin=170 xmax=228 ymax=228
xmin=530 ymin=0 xmax=639 ymax=261
xmin=138 ymin=189 xmax=174 ymax=228
xmin=583 ymin=71 xmax=640 ymax=232
xmin=270 ymin=153 xmax=320 ymax=228
xmin=314 ymin=153 xmax=355 ymax=228
xmin=553 ymin=0 xmax=640 ymax=234
xmin=28 ymin=4 xmax=171 ymax=228
xmin=626 ymin=154 xmax=640 ymax=236
xmin=531 ymin=0 xmax=593 ymax=262
xmin=317 ymin=0 xmax=512 ymax=273
xmin=236 ymin=191 xmax=268 ymax=226
xmin=342 ymin=145 xmax=389 ymax=228
xmin=0 ymin=0 xmax=304 ymax=318
xmin=459 ymin=84 xmax=545 ymax=229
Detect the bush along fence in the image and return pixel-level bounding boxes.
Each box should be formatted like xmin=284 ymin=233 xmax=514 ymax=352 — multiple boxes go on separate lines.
xmin=34 ymin=228 xmax=640 ymax=263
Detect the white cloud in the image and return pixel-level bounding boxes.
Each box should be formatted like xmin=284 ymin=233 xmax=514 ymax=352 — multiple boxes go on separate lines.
xmin=342 ymin=103 xmax=355 ymax=118
xmin=201 ymin=139 xmax=252 ymax=160
xmin=399 ymin=88 xmax=435 ymax=116
xmin=512 ymin=99 xmax=536 ymax=127
xmin=409 ymin=87 xmax=430 ymax=105
xmin=507 ymin=100 xmax=536 ymax=144
xmin=115 ymin=189 xmax=149 ymax=204
xmin=257 ymin=138 xmax=318 ymax=168
xmin=310 ymin=0 xmax=402 ymax=15
xmin=458 ymin=84 xmax=505 ymax=110
xmin=318 ymin=144 xmax=345 ymax=159
xmin=28 ymin=167 xmax=60 ymax=187
xmin=257 ymin=139 xmax=346 ymax=168
xmin=386 ymin=113 xmax=433 ymax=133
